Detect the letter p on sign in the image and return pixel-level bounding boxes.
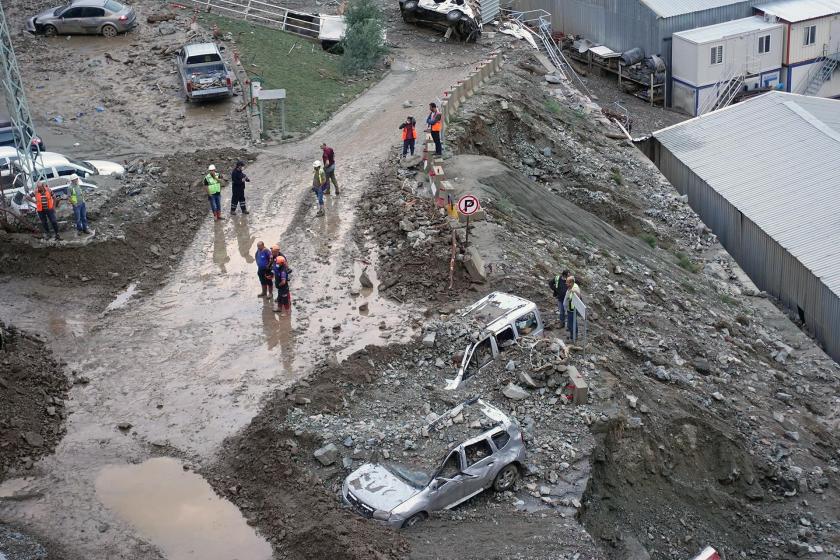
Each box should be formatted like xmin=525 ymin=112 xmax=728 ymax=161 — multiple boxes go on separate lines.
xmin=457 ymin=194 xmax=480 ymax=216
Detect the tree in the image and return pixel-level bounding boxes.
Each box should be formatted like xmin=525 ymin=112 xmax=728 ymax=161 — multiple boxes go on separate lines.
xmin=340 ymin=0 xmax=387 ymax=75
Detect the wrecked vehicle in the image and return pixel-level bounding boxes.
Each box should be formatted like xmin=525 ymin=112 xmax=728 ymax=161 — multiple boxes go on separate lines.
xmin=7 ymin=176 xmax=98 ymax=215
xmin=342 ymin=398 xmax=525 ymax=528
xmin=176 ymin=43 xmax=235 ymax=102
xmin=0 ymin=147 xmax=124 ymax=180
xmin=445 ymin=292 xmax=544 ymax=390
xmin=26 ymin=0 xmax=137 ymax=37
xmin=398 ymin=0 xmax=481 ymax=42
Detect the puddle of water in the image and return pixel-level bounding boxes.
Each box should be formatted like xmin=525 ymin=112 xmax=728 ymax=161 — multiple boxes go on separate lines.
xmin=105 ymin=283 xmax=138 ymax=312
xmin=95 ymin=457 xmax=271 ymax=560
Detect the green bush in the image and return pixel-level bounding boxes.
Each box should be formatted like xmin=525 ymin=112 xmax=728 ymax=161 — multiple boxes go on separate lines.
xmin=675 ymin=251 xmax=701 ymax=273
xmin=639 ymin=233 xmax=657 ymax=248
xmin=340 ymin=0 xmax=387 ymax=75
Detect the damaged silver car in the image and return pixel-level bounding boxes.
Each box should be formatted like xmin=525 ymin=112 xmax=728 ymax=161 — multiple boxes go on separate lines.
xmin=398 ymin=0 xmax=481 ymax=42
xmin=342 ymin=398 xmax=526 ymax=528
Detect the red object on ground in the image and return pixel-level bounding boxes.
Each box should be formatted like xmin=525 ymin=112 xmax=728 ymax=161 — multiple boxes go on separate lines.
xmin=690 ymin=547 xmax=720 ymax=560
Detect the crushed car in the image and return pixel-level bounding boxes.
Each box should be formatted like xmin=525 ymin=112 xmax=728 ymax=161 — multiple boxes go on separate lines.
xmin=445 ymin=292 xmax=544 ymax=390
xmin=0 ymin=147 xmax=124 ymax=180
xmin=176 ymin=43 xmax=235 ymax=102
xmin=26 ymin=0 xmax=137 ymax=37
xmin=342 ymin=397 xmax=525 ymax=528
xmin=398 ymin=0 xmax=481 ymax=42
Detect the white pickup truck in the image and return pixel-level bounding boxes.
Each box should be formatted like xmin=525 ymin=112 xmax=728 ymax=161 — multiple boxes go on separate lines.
xmin=176 ymin=43 xmax=235 ymax=102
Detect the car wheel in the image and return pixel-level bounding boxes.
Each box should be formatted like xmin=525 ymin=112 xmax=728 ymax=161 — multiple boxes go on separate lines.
xmin=43 ymin=25 xmax=58 ymax=37
xmin=101 ymin=24 xmax=118 ymax=38
xmin=403 ymin=0 xmax=419 ymax=10
xmin=493 ymin=464 xmax=519 ymax=491
xmin=401 ymin=512 xmax=427 ymax=528
xmin=446 ymin=9 xmax=463 ymax=23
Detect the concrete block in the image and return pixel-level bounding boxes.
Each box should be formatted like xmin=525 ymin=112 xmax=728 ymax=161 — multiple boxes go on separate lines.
xmin=422 ymin=331 xmax=437 ymax=347
xmin=463 ymin=245 xmax=487 ymax=283
xmin=458 ymin=208 xmax=485 ymax=222
xmin=566 ymin=366 xmax=588 ymax=405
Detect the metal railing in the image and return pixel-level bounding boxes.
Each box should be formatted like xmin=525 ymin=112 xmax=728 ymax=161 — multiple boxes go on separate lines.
xmin=796 ymin=45 xmax=840 ymax=95
xmin=696 ymin=55 xmax=756 ymax=115
xmin=188 ymin=0 xmax=320 ymax=38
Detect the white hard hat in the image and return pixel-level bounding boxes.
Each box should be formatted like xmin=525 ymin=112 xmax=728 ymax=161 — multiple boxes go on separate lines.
xmin=313 ymin=160 xmax=322 ymax=168
xmin=208 ymin=164 xmax=216 ymax=171
xmin=68 ymin=173 xmax=79 ymax=181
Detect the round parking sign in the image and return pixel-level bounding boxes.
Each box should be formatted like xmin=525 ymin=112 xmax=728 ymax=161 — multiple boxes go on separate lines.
xmin=457 ymin=194 xmax=480 ymax=216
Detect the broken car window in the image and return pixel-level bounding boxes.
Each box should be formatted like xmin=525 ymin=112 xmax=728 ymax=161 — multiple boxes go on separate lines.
xmin=104 ymin=0 xmax=124 ymax=12
xmin=491 ymin=431 xmax=510 ymax=451
xmin=515 ymin=312 xmax=538 ymax=335
xmin=496 ymin=327 xmax=515 ymax=350
xmin=464 ymin=338 xmax=493 ymax=379
xmin=464 ymin=439 xmax=493 ymax=467
xmin=438 ymin=451 xmax=461 ymax=479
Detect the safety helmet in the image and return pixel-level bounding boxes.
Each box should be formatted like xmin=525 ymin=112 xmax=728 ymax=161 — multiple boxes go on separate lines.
xmin=208 ymin=164 xmax=216 ymax=171
xmin=313 ymin=160 xmax=322 ymax=168
xmin=276 ymin=255 xmax=286 ymax=266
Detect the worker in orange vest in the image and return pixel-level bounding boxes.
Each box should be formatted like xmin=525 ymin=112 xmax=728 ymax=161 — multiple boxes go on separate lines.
xmin=27 ymin=181 xmax=61 ymax=240
xmin=426 ymin=102 xmax=443 ymax=156
xmin=398 ymin=116 xmax=417 ymax=158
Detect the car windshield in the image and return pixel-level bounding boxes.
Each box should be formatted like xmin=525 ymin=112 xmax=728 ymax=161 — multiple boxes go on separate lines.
xmin=66 ymin=157 xmax=96 ymax=174
xmin=186 ymin=54 xmax=222 ymax=65
xmin=383 ymin=463 xmax=430 ymax=489
xmin=53 ymin=4 xmax=72 ymax=16
xmin=104 ymin=0 xmax=123 ymax=11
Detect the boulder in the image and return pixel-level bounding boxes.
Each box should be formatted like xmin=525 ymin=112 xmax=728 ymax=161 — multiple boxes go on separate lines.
xmin=314 ymin=443 xmax=339 ymax=466
xmin=502 ymin=383 xmax=529 ymax=400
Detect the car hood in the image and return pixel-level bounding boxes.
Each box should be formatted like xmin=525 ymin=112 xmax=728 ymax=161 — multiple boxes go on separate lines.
xmin=86 ymin=160 xmax=125 ymax=176
xmin=33 ymin=8 xmax=57 ymax=21
xmin=345 ymin=463 xmax=420 ymax=512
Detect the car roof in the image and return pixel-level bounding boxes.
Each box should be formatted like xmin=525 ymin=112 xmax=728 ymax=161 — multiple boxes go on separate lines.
xmin=461 ymin=292 xmax=538 ymax=333
xmin=183 ymin=43 xmax=222 ymax=57
xmin=69 ymin=0 xmax=111 ymax=7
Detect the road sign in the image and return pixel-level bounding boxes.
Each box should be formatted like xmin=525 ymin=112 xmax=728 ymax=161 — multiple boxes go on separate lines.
xmin=457 ymin=194 xmax=480 ymax=215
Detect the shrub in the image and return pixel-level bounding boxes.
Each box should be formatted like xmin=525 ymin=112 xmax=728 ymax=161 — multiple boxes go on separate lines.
xmin=639 ymin=233 xmax=657 ymax=248
xmin=340 ymin=0 xmax=387 ymax=75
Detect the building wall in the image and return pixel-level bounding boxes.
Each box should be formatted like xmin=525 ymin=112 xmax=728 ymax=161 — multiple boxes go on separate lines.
xmin=652 ymin=141 xmax=840 ymax=362
xmin=671 ymin=79 xmax=697 ymax=114
xmin=786 ymin=60 xmax=840 ymax=96
xmin=787 ymin=15 xmax=840 ymax=64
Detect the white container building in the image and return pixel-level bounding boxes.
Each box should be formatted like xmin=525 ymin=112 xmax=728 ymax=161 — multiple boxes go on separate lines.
xmin=671 ymin=16 xmax=785 ymax=115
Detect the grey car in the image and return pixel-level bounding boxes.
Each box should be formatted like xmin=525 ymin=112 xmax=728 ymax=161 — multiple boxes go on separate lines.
xmin=26 ymin=0 xmax=137 ymax=37
xmin=342 ymin=398 xmax=526 ymax=528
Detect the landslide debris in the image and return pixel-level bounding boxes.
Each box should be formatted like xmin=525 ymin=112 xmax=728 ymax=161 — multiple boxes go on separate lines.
xmin=0 ymin=321 xmax=70 ymax=480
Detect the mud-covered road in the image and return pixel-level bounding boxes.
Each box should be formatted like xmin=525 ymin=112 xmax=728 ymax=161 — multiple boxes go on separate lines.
xmin=0 ymin=47 xmax=478 ymax=558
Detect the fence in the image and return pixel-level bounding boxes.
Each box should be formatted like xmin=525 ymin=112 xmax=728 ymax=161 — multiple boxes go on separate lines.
xmin=187 ymin=0 xmax=321 ymax=39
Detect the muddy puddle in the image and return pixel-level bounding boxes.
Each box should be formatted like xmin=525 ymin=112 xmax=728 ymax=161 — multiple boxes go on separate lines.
xmin=105 ymin=282 xmax=138 ymax=312
xmin=95 ymin=457 xmax=271 ymax=560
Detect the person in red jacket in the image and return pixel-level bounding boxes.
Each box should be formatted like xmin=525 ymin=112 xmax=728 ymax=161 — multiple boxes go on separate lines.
xmin=398 ymin=116 xmax=417 ymax=158
xmin=320 ymin=143 xmax=339 ymax=196
xmin=26 ymin=181 xmax=61 ymax=240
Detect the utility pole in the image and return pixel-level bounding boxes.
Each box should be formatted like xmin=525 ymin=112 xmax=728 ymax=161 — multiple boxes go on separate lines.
xmin=0 ymin=0 xmax=45 ymax=192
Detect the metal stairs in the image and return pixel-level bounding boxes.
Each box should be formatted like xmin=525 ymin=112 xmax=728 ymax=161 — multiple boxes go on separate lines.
xmin=800 ymin=55 xmax=839 ymax=96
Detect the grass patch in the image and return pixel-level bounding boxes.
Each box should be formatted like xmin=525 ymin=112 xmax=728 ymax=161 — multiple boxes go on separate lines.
xmin=639 ymin=233 xmax=657 ymax=249
xmin=720 ymin=294 xmax=737 ymax=306
xmin=675 ymin=251 xmax=702 ymax=273
xmin=610 ymin=167 xmax=624 ymax=186
xmin=200 ymin=13 xmax=375 ymax=134
xmin=544 ymin=98 xmax=562 ymax=114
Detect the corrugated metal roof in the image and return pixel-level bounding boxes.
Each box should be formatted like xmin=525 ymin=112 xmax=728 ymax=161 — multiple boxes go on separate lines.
xmin=673 ymin=15 xmax=782 ymax=43
xmin=653 ymin=92 xmax=840 ymax=294
xmin=755 ymin=0 xmax=840 ymax=21
xmin=640 ymin=0 xmax=748 ymax=18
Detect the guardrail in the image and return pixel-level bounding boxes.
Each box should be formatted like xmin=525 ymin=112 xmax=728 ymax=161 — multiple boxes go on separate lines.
xmin=188 ymin=0 xmax=320 ymax=39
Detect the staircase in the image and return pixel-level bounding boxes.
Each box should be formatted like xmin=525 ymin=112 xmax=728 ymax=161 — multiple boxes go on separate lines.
xmin=697 ymin=67 xmax=745 ymax=115
xmin=798 ymin=54 xmax=839 ymax=96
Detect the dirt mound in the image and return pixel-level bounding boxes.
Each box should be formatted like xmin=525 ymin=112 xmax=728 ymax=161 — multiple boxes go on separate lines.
xmin=0 ymin=149 xmax=251 ymax=296
xmin=0 ymin=321 xmax=70 ymax=480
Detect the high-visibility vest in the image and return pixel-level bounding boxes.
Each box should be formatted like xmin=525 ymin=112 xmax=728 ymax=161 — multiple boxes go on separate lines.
xmin=312 ymin=168 xmax=326 ymax=187
xmin=566 ymin=283 xmax=580 ymax=311
xmin=68 ymin=182 xmax=84 ymax=205
xmin=35 ymin=187 xmax=55 ymax=211
xmin=205 ymin=173 xmax=221 ymax=195
xmin=430 ymin=111 xmax=442 ymax=132
xmin=402 ymin=125 xmax=417 ymax=141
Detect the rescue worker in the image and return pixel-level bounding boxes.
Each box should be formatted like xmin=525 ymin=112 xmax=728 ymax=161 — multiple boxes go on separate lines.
xmin=204 ymin=164 xmax=223 ymax=221
xmin=67 ymin=174 xmax=90 ymax=234
xmin=255 ymin=241 xmax=273 ymax=299
xmin=230 ymin=161 xmax=250 ymax=215
xmin=564 ymin=275 xmax=582 ymax=341
xmin=426 ymin=102 xmax=443 ymax=156
xmin=273 ymin=254 xmax=291 ymax=315
xmin=311 ymin=160 xmax=327 ymax=216
xmin=28 ymin=181 xmax=61 ymax=240
xmin=320 ymin=143 xmax=339 ymax=195
xmin=399 ymin=116 xmax=417 ymax=158
xmin=548 ymin=270 xmax=570 ymax=326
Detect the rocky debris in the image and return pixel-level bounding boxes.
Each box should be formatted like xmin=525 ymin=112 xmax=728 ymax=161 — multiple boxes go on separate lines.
xmin=0 ymin=322 xmax=70 ymax=480
xmin=502 ymin=382 xmax=528 ymax=400
xmin=314 ymin=443 xmax=340 ymax=466
xmin=358 ymin=268 xmax=374 ymax=289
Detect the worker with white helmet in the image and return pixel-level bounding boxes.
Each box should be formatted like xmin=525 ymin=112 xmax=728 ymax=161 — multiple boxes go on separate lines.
xmin=311 ymin=160 xmax=327 ymax=216
xmin=66 ymin=174 xmax=90 ymax=235
xmin=204 ymin=164 xmax=223 ymax=220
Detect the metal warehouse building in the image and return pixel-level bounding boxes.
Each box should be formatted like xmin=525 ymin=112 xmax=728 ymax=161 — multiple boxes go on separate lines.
xmin=650 ymin=91 xmax=840 ymax=361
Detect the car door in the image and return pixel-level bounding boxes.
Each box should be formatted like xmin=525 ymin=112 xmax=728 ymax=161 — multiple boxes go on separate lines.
xmin=57 ymin=7 xmax=85 ymax=34
xmin=461 ymin=438 xmax=498 ymax=497
xmin=78 ymin=7 xmax=105 ymax=34
xmin=461 ymin=337 xmax=497 ymax=384
xmin=426 ymin=449 xmax=469 ymax=511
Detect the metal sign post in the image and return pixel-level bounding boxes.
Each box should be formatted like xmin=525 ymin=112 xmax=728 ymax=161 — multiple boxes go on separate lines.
xmin=457 ymin=194 xmax=480 ymax=249
xmin=571 ymin=292 xmax=587 ymax=347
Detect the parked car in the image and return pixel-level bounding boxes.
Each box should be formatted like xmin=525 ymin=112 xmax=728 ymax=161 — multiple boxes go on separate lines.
xmin=26 ymin=0 xmax=137 ymax=37
xmin=176 ymin=43 xmax=235 ymax=102
xmin=0 ymin=114 xmax=46 ymax=152
xmin=445 ymin=292 xmax=544 ymax=390
xmin=7 ymin=176 xmax=98 ymax=215
xmin=342 ymin=398 xmax=525 ymax=528
xmin=0 ymin=147 xmax=124 ymax=180
xmin=399 ymin=0 xmax=480 ymax=42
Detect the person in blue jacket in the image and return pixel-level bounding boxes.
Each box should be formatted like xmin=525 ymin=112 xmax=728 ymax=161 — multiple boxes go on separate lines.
xmin=254 ymin=241 xmax=273 ymax=299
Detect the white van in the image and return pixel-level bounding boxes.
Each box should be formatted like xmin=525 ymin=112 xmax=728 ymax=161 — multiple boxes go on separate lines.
xmin=445 ymin=292 xmax=544 ymax=390
xmin=0 ymin=147 xmax=124 ymax=180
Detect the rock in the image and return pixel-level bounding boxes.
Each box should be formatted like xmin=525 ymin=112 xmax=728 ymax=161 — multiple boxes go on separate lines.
xmin=342 ymin=436 xmax=353 ymax=447
xmin=452 ymin=413 xmax=464 ymax=424
xmin=502 ymin=383 xmax=529 ymax=400
xmin=407 ymin=230 xmax=426 ymax=241
xmin=785 ymin=431 xmax=801 ymax=442
xmin=117 ymin=422 xmax=132 ymax=431
xmin=775 ymin=349 xmax=790 ymax=364
xmin=704 ymin=262 xmax=728 ymax=281
xmin=359 ymin=269 xmax=374 ymax=289
xmin=46 ymin=406 xmax=56 ymax=417
xmin=776 ymin=392 xmax=793 ymax=403
xmin=692 ymin=358 xmax=711 ymax=375
xmin=505 ymin=360 xmax=516 ymax=371
xmin=542 ymin=147 xmax=552 ymax=157
xmin=614 ymin=264 xmax=623 ymax=274
xmin=435 ymin=357 xmax=445 ymax=368
xmin=399 ymin=219 xmax=417 ymax=232
xmin=712 ymin=392 xmax=724 ymax=401
xmin=358 ymin=302 xmax=369 ymax=313
xmin=626 ymin=394 xmax=638 ymax=409
xmin=22 ymin=432 xmax=44 ymax=447
xmin=545 ymin=74 xmax=563 ymax=84
xmin=157 ymin=23 xmax=177 ymax=35
xmin=314 ymin=443 xmax=339 ymax=466
xmin=422 ymin=331 xmax=437 ymax=347
xmin=342 ymin=457 xmax=353 ymax=469
xmin=463 ymin=246 xmax=487 ymax=283
xmin=653 ymin=366 xmax=670 ymax=382
xmin=518 ymin=371 xmax=541 ymax=389
xmin=402 ymin=100 xmax=413 ymax=108
xmin=400 ymin=155 xmax=423 ymax=169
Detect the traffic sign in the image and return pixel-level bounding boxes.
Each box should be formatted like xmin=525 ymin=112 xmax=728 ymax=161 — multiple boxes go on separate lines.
xmin=457 ymin=194 xmax=480 ymax=215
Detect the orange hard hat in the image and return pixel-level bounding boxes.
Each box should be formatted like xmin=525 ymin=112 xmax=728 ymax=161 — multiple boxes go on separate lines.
xmin=275 ymin=255 xmax=286 ymax=265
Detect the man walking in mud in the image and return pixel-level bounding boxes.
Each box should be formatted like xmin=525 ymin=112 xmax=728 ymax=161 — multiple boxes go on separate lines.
xmin=230 ymin=160 xmax=250 ymax=215
xmin=255 ymin=241 xmax=273 ymax=299
xmin=321 ymin=143 xmax=339 ymax=195
xmin=426 ymin=102 xmax=443 ymax=156
xmin=312 ymin=160 xmax=328 ymax=216
xmin=204 ymin=164 xmax=223 ymax=221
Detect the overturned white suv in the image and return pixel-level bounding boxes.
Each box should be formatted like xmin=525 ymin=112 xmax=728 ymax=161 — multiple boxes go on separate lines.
xmin=398 ymin=0 xmax=481 ymax=42
xmin=342 ymin=398 xmax=526 ymax=528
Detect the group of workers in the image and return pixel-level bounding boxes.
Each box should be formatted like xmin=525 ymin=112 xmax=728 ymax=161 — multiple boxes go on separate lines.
xmin=28 ymin=175 xmax=90 ymax=241
xmin=254 ymin=241 xmax=292 ymax=314
xmin=549 ymin=270 xmax=582 ymax=341
xmin=398 ymin=102 xmax=443 ymax=158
